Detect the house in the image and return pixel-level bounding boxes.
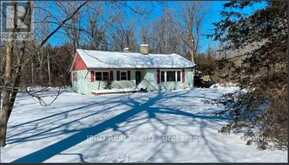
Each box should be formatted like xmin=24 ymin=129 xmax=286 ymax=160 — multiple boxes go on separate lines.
xmin=70 ymin=44 xmax=196 ymax=95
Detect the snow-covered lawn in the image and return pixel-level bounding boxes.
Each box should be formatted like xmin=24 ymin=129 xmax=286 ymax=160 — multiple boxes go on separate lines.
xmin=2 ymin=87 xmax=287 ymax=163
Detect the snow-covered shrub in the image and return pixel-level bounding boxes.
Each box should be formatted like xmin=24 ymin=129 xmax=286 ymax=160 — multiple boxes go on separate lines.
xmin=217 ymin=89 xmax=287 ymax=150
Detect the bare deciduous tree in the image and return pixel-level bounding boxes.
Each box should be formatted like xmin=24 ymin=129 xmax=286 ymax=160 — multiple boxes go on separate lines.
xmin=178 ymin=1 xmax=206 ymax=62
xmin=0 ymin=0 xmax=88 ymax=146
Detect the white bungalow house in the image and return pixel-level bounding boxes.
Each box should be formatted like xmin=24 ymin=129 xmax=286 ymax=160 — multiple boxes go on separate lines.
xmin=70 ymin=44 xmax=195 ymax=95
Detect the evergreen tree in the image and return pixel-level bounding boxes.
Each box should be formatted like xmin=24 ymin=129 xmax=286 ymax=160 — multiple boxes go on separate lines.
xmin=212 ymin=0 xmax=288 ymax=149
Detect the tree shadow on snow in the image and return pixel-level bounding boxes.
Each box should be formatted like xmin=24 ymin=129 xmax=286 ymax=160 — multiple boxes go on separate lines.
xmin=12 ymin=90 xmax=229 ymax=163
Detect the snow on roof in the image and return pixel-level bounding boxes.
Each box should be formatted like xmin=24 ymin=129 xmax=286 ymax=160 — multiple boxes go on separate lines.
xmin=76 ymin=49 xmax=195 ymax=69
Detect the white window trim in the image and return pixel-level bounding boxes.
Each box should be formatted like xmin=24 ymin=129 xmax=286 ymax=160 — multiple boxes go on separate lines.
xmin=90 ymin=70 xmax=112 ymax=82
xmin=116 ymin=70 xmax=131 ymax=81
xmin=160 ymin=69 xmax=182 ymax=83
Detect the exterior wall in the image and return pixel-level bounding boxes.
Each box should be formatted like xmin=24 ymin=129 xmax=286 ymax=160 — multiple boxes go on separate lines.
xmin=139 ymin=68 xmax=194 ymax=91
xmin=71 ymin=68 xmax=194 ymax=95
xmin=72 ymin=53 xmax=87 ymax=71
xmin=110 ymin=70 xmax=136 ymax=89
xmin=71 ymin=70 xmax=89 ymax=94
xmin=138 ymin=69 xmax=158 ymax=91
xmin=72 ymin=69 xmax=137 ymax=95
xmin=186 ymin=68 xmax=195 ymax=88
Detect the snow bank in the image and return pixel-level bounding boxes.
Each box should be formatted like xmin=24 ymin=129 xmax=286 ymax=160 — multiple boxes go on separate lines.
xmin=210 ymin=82 xmax=238 ymax=88
xmin=210 ymin=82 xmax=240 ymax=91
xmin=92 ymin=88 xmax=139 ymax=95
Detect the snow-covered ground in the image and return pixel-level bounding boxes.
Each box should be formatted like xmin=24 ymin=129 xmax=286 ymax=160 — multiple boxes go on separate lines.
xmin=2 ymin=87 xmax=287 ymax=163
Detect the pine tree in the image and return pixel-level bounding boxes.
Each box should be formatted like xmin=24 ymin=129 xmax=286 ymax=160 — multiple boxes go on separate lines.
xmin=212 ymin=0 xmax=288 ymax=149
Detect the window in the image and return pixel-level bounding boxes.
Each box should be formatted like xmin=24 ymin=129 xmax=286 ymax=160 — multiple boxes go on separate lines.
xmin=95 ymin=72 xmax=102 ymax=81
xmin=115 ymin=70 xmax=131 ymax=81
xmin=90 ymin=71 xmax=94 ymax=82
xmin=121 ymin=71 xmax=127 ymax=80
xmin=161 ymin=71 xmax=165 ymax=82
xmin=167 ymin=71 xmax=175 ymax=82
xmin=103 ymin=72 xmax=109 ymax=81
xmin=177 ymin=71 xmax=181 ymax=82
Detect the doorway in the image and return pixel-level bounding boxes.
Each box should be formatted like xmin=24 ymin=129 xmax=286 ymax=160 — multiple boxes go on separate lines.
xmin=135 ymin=71 xmax=142 ymax=86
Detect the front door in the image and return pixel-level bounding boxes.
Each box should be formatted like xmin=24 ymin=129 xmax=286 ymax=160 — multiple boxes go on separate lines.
xmin=135 ymin=71 xmax=142 ymax=86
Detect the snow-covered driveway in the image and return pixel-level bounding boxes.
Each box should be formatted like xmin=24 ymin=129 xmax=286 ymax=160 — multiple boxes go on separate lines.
xmin=2 ymin=88 xmax=287 ymax=163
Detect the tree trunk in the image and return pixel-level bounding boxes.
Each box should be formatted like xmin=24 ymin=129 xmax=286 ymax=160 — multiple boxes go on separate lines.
xmin=31 ymin=62 xmax=34 ymax=85
xmin=0 ymin=0 xmax=17 ymax=145
xmin=0 ymin=42 xmax=13 ymax=146
xmin=0 ymin=109 xmax=8 ymax=146
xmin=189 ymin=49 xmax=195 ymax=64
xmin=47 ymin=49 xmax=51 ymax=86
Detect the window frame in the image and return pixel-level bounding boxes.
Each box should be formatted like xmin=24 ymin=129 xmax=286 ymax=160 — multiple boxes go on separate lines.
xmin=120 ymin=71 xmax=127 ymax=80
xmin=166 ymin=71 xmax=176 ymax=82
xmin=95 ymin=72 xmax=102 ymax=81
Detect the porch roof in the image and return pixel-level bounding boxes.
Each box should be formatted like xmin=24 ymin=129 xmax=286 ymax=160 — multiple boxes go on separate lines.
xmin=76 ymin=49 xmax=195 ymax=69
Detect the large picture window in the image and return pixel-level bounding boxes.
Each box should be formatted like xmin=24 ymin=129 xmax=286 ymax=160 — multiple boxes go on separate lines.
xmin=166 ymin=71 xmax=176 ymax=82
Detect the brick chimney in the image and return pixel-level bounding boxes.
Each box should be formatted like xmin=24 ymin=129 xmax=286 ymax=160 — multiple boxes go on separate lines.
xmin=140 ymin=44 xmax=149 ymax=55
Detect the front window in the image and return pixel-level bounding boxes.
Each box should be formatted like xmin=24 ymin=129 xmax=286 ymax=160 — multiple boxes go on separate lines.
xmin=167 ymin=71 xmax=175 ymax=82
xmin=120 ymin=71 xmax=127 ymax=80
xmin=95 ymin=72 xmax=102 ymax=81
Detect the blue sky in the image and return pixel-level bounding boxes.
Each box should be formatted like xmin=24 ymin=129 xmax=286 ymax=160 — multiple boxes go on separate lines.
xmin=44 ymin=1 xmax=266 ymax=53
